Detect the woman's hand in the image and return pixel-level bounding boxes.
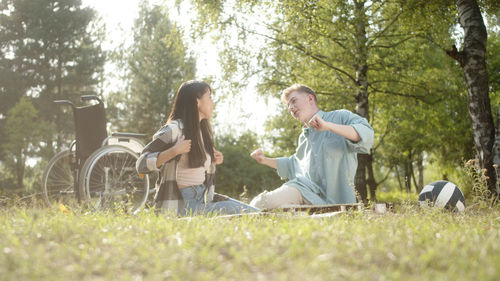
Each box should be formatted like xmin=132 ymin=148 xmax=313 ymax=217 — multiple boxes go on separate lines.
xmin=214 ymin=148 xmax=224 ymax=165
xmin=155 ymin=135 xmax=190 ymax=168
xmin=174 ymin=135 xmax=191 ymax=155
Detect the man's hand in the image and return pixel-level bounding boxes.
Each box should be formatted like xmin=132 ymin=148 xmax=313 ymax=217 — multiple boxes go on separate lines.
xmin=214 ymin=148 xmax=224 ymax=165
xmin=308 ymin=114 xmax=328 ymax=131
xmin=250 ymin=148 xmax=278 ymax=169
xmin=174 ymin=135 xmax=191 ymax=155
xmin=250 ymin=148 xmax=265 ymax=164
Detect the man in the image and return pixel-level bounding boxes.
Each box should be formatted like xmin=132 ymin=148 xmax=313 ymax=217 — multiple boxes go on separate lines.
xmin=249 ymin=84 xmax=374 ymax=209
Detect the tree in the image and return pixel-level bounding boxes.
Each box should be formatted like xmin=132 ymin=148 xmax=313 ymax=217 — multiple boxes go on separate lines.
xmin=369 ymin=6 xmax=475 ymax=193
xmin=0 ymin=0 xmax=105 ymax=192
xmin=0 ymin=0 xmax=106 ymax=158
xmin=490 ymin=31 xmax=500 ymax=169
xmin=215 ymin=131 xmax=283 ymax=199
xmin=446 ymin=0 xmax=499 ymax=196
xmin=2 ymin=98 xmax=42 ymax=190
xmin=187 ymin=0 xmax=467 ymax=201
xmin=108 ymin=1 xmax=196 ymax=135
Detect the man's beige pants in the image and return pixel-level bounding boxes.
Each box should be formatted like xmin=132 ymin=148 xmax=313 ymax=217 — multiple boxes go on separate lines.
xmin=250 ymin=185 xmax=311 ymax=209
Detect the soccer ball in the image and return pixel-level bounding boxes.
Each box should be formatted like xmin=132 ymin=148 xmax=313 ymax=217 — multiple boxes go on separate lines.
xmin=418 ymin=180 xmax=465 ymax=212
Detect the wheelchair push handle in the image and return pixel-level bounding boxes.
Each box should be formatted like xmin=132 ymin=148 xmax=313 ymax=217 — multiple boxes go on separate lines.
xmin=80 ymin=95 xmax=103 ymax=104
xmin=54 ymin=100 xmax=74 ymax=107
xmin=54 ymin=95 xmax=102 ymax=107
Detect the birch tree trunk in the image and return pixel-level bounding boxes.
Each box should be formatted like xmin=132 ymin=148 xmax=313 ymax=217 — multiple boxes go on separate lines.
xmin=404 ymin=160 xmax=412 ymax=192
xmin=353 ymin=0 xmax=374 ymax=203
xmin=494 ymin=106 xmax=500 ymax=193
xmin=447 ymin=0 xmax=497 ymax=196
xmin=15 ymin=152 xmax=24 ymax=190
xmin=417 ymin=153 xmax=424 ymax=192
xmin=367 ymin=154 xmax=378 ymax=201
xmin=395 ymin=165 xmax=403 ymax=191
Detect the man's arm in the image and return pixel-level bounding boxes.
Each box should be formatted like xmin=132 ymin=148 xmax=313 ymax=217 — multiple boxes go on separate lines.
xmin=325 ymin=123 xmax=360 ymax=142
xmin=250 ymin=148 xmax=278 ymax=169
xmin=308 ymin=114 xmax=361 ymax=142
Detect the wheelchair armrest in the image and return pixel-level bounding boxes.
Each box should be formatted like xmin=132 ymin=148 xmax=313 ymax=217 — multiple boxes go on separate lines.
xmin=102 ymin=133 xmax=147 ymax=153
xmin=111 ymin=132 xmax=148 ymax=139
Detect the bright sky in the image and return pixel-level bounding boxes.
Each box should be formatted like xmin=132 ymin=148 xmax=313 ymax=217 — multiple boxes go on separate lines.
xmin=81 ymin=0 xmax=280 ymax=138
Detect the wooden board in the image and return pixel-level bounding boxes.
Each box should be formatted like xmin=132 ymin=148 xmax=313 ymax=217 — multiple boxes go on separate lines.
xmin=179 ymin=203 xmax=394 ymax=219
xmin=261 ymin=203 xmax=363 ymax=214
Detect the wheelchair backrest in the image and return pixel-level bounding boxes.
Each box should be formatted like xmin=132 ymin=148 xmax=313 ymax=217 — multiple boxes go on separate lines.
xmin=73 ymin=102 xmax=107 ymax=163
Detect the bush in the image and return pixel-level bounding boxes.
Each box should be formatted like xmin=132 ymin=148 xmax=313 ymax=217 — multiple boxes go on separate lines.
xmin=215 ymin=132 xmax=284 ymax=201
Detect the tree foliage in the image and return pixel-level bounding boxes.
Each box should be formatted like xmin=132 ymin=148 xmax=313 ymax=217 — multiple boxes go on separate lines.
xmin=107 ymin=1 xmax=196 ymax=135
xmin=215 ymin=131 xmax=283 ymax=199
xmin=2 ymin=98 xmax=44 ymax=189
xmin=187 ymin=0 xmax=498 ymax=196
xmin=0 ymin=0 xmax=105 ymax=190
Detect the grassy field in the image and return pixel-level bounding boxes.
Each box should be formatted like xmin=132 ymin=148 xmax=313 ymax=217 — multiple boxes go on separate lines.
xmin=0 ymin=202 xmax=499 ymax=281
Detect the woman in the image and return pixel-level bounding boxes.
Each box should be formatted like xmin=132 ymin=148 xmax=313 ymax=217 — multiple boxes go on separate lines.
xmin=136 ymin=80 xmax=258 ymax=216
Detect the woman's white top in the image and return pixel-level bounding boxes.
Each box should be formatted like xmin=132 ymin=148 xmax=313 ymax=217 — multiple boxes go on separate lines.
xmin=176 ymin=151 xmax=211 ymax=188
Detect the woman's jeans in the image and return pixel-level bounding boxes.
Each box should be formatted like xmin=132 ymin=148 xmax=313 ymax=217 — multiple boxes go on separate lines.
xmin=180 ymin=184 xmax=259 ymax=216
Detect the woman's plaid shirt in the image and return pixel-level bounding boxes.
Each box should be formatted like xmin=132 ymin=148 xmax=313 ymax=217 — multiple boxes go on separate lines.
xmin=136 ymin=120 xmax=216 ymax=214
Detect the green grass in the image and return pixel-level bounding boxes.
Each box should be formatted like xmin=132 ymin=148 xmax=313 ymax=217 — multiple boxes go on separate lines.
xmin=376 ymin=189 xmax=419 ymax=203
xmin=0 ymin=203 xmax=499 ymax=281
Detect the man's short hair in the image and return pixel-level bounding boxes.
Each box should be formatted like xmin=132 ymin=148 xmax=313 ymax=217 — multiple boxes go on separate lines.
xmin=282 ymin=84 xmax=317 ymax=103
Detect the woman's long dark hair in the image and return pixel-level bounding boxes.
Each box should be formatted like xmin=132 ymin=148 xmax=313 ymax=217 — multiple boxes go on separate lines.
xmin=168 ymin=80 xmax=215 ymax=168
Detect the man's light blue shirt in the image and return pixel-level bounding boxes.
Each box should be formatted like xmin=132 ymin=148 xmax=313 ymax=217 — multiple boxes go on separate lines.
xmin=276 ymin=110 xmax=374 ymax=205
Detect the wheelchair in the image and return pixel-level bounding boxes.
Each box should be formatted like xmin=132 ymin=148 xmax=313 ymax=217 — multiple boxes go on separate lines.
xmin=41 ymin=95 xmax=150 ymax=213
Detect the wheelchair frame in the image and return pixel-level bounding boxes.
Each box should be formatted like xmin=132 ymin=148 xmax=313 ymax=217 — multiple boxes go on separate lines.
xmin=41 ymin=95 xmax=151 ymax=213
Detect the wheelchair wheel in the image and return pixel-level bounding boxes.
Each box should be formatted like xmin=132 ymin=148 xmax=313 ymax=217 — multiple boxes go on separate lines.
xmin=79 ymin=145 xmax=149 ymax=214
xmin=42 ymin=150 xmax=76 ymax=206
